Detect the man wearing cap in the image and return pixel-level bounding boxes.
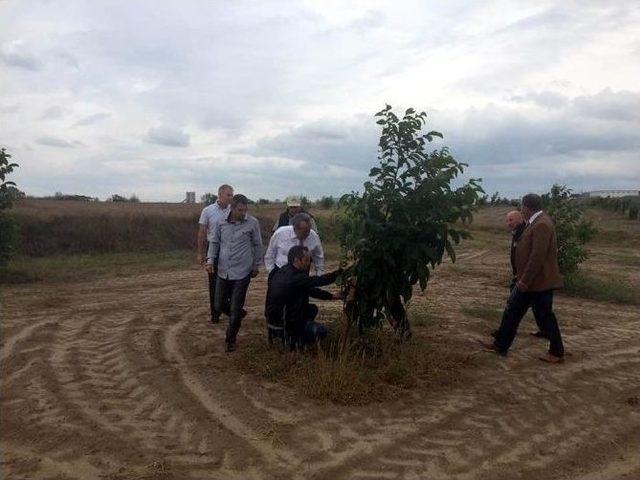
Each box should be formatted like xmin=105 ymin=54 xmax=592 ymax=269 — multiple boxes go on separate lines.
xmin=197 ymin=184 xmax=233 ymax=324
xmin=273 ymin=196 xmax=319 ymax=234
xmin=265 ymin=213 xmax=324 ymax=278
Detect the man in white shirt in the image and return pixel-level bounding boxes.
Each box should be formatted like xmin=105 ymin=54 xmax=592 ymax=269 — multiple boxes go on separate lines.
xmin=264 ymin=213 xmax=324 ymax=278
xmin=197 ymin=184 xmax=233 ymax=323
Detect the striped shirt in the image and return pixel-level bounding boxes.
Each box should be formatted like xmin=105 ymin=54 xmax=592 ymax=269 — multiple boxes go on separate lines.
xmin=207 ymin=214 xmax=263 ymax=280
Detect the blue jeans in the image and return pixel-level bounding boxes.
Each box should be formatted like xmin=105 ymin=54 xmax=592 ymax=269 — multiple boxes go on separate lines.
xmin=214 ymin=274 xmax=251 ymax=344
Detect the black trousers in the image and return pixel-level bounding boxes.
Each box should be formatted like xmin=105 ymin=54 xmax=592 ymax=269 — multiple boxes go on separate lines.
xmin=495 ymin=288 xmax=564 ymax=357
xmin=509 ymin=277 xmax=545 ymax=336
xmin=215 ymin=275 xmax=251 ymax=344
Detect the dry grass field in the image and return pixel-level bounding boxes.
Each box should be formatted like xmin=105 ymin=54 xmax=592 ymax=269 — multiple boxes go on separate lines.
xmin=1 ymin=203 xmax=639 ymax=479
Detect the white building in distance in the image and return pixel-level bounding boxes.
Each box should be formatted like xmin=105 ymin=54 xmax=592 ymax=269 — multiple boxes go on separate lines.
xmin=588 ymin=189 xmax=639 ymax=198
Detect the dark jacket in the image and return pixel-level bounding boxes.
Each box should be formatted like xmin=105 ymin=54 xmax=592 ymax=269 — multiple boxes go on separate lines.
xmin=265 ymin=264 xmax=340 ymax=335
xmin=510 ymin=222 xmax=526 ymax=275
xmin=514 ymin=213 xmax=563 ymax=291
xmin=274 ymin=209 xmax=319 ymax=233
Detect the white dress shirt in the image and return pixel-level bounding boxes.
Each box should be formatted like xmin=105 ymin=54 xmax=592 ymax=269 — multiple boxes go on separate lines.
xmin=264 ymin=226 xmax=324 ymax=275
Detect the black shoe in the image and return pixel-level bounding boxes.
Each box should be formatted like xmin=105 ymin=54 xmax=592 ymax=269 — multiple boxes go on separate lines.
xmin=225 ymin=342 xmax=236 ymax=353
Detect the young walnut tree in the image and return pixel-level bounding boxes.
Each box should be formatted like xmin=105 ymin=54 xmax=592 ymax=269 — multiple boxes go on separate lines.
xmin=339 ymin=106 xmax=483 ymax=336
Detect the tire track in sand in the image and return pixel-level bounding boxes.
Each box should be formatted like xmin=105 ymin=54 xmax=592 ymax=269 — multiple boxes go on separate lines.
xmin=164 ymin=318 xmax=299 ymax=471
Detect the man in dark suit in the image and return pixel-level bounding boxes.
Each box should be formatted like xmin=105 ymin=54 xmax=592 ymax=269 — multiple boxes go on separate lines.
xmin=482 ymin=194 xmax=565 ymax=363
xmin=492 ymin=210 xmax=546 ymax=340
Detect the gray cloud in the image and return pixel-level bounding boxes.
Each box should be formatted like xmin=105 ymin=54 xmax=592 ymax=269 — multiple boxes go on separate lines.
xmin=53 ymin=50 xmax=80 ymax=69
xmin=35 ymin=136 xmax=76 ymax=148
xmin=0 ymin=48 xmax=41 ymax=70
xmin=447 ymin=108 xmax=639 ymax=167
xmin=41 ymin=106 xmax=66 ymax=120
xmin=73 ymin=112 xmax=111 ymax=127
xmin=241 ymin=117 xmax=378 ymax=169
xmin=145 ymin=125 xmax=190 ymax=147
xmin=510 ymin=91 xmax=569 ymax=109
xmin=573 ymin=89 xmax=640 ymax=121
xmin=0 ymin=104 xmax=20 ymax=114
xmin=510 ymin=89 xmax=640 ymax=121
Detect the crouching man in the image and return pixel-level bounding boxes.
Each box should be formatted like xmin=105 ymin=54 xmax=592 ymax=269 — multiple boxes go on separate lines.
xmin=265 ymin=245 xmax=342 ymax=350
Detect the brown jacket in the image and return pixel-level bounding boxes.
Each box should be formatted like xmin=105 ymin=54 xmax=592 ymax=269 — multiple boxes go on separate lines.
xmin=514 ymin=212 xmax=563 ymax=292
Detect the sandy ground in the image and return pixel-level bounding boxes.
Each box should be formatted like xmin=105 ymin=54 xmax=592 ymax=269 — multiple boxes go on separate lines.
xmin=1 ymin=245 xmax=639 ymax=479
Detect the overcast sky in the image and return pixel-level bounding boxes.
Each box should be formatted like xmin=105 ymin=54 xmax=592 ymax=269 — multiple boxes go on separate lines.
xmin=1 ymin=0 xmax=639 ymax=201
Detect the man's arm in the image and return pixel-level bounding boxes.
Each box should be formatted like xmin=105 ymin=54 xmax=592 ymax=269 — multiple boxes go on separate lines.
xmin=251 ymin=218 xmax=263 ymax=275
xmin=290 ymin=268 xmax=341 ymax=291
xmin=519 ymin=222 xmax=552 ymax=290
xmin=197 ymin=225 xmax=207 ymax=264
xmin=264 ymin=230 xmax=278 ymax=273
xmin=206 ymin=221 xmax=222 ymax=272
xmin=309 ymin=287 xmax=334 ymax=300
xmin=310 ymin=232 xmax=325 ymax=276
xmin=197 ymin=207 xmax=209 ymax=264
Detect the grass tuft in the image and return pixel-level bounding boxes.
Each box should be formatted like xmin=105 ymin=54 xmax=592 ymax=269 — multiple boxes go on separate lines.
xmin=461 ymin=304 xmax=503 ymax=322
xmin=563 ymin=272 xmax=640 ymax=305
xmin=234 ymin=316 xmax=471 ymax=405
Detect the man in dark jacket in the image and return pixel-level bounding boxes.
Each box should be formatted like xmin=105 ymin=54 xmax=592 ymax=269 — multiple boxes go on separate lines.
xmin=273 ymin=196 xmax=319 ymax=234
xmin=481 ymin=194 xmax=565 ymax=363
xmin=265 ymin=245 xmax=342 ymax=349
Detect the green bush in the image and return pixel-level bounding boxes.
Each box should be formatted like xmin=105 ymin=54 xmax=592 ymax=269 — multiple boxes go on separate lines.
xmin=543 ymin=184 xmax=597 ymax=276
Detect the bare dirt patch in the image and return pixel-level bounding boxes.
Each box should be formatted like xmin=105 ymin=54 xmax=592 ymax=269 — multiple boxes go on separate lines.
xmin=2 ymin=229 xmax=640 ymax=478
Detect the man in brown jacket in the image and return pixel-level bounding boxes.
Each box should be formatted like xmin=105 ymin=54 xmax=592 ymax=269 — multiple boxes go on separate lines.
xmin=482 ymin=193 xmax=565 ymax=363
xmin=492 ymin=210 xmax=546 ymax=340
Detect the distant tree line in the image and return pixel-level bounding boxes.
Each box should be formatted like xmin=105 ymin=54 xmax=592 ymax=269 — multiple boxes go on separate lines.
xmin=476 ymin=191 xmax=519 ymax=207
xmin=587 ymin=195 xmax=640 ymax=221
